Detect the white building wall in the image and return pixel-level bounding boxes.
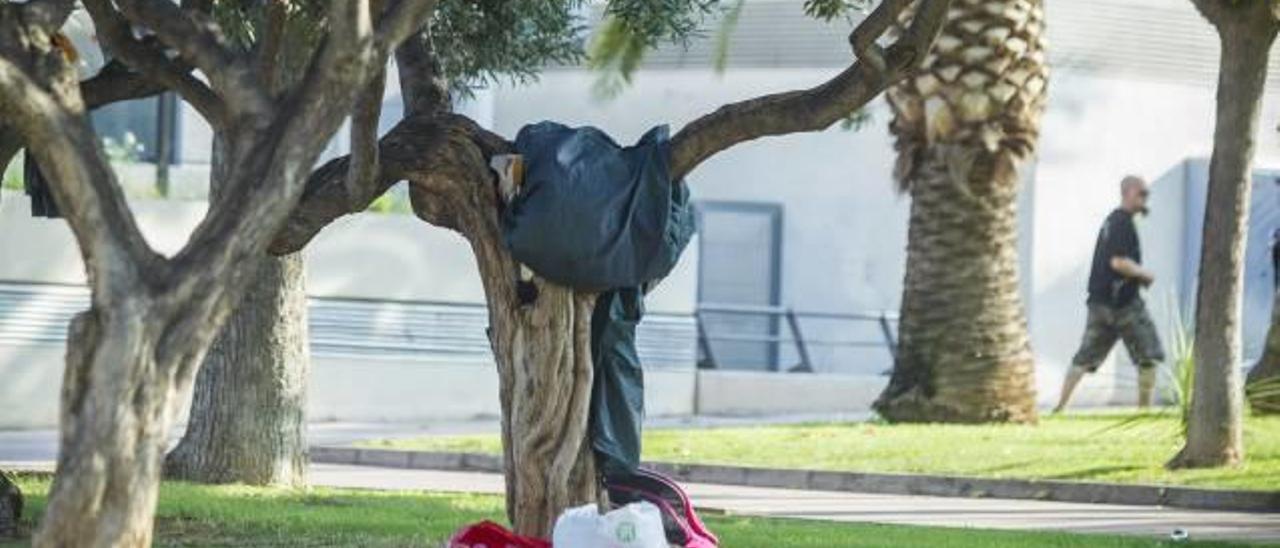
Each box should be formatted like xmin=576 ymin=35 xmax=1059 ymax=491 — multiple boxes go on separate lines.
xmin=1030 ymin=72 xmax=1280 ymax=406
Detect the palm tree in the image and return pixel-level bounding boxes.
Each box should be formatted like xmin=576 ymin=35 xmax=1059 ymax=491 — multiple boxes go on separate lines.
xmin=875 ymin=0 xmax=1047 ymax=423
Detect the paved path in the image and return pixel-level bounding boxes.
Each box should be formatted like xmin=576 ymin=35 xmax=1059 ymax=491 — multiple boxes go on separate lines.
xmin=309 ymin=464 xmax=1280 ymax=543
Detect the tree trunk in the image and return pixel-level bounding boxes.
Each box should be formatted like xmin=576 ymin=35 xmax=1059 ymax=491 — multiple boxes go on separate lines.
xmin=485 ymin=284 xmax=600 ymax=537
xmin=875 ymin=0 xmax=1046 ymax=423
xmin=0 ymin=470 xmax=20 ymax=539
xmin=1171 ymin=21 xmax=1276 ymax=468
xmin=1247 ymin=287 xmax=1280 ymax=414
xmin=875 ymin=147 xmax=1037 ymax=423
xmin=389 ymin=127 xmax=600 ymax=538
xmin=36 ymin=307 xmax=196 ymax=547
xmin=164 ymin=253 xmax=309 ymax=485
xmin=165 ymin=133 xmax=310 ymax=486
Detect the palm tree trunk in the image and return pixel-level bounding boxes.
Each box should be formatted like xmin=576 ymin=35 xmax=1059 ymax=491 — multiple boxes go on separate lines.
xmin=875 ymin=0 xmax=1046 ymax=423
xmin=877 ymin=147 xmax=1036 ymax=422
xmin=1171 ymin=14 xmax=1277 ymax=467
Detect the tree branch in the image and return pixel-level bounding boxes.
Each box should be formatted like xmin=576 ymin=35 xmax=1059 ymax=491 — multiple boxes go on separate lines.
xmin=269 ymin=113 xmax=511 ymax=255
xmin=82 ymin=0 xmax=227 ymax=126
xmin=669 ymin=0 xmax=951 ymax=179
xmin=0 ymin=13 xmax=161 ymax=289
xmin=111 ymin=0 xmax=273 ymax=117
xmin=395 ymin=30 xmax=450 ymax=117
xmin=167 ymin=0 xmax=439 ymax=296
xmin=0 ymin=57 xmax=169 ymax=176
xmin=849 ymin=0 xmax=912 ymax=75
xmin=80 ymin=59 xmax=167 ymax=108
xmin=253 ymin=0 xmax=289 ymax=96
xmin=345 ymin=67 xmax=386 ymax=208
xmin=375 ymin=0 xmax=442 ymax=55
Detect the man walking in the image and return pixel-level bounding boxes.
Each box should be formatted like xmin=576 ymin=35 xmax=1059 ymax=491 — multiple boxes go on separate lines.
xmin=1054 ymin=176 xmax=1165 ymax=412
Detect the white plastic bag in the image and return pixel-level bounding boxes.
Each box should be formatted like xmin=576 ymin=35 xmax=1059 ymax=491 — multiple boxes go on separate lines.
xmin=551 ymin=501 xmax=668 ymax=548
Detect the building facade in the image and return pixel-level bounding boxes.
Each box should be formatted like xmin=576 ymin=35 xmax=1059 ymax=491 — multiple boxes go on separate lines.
xmin=3 ymin=0 xmax=1279 ymax=426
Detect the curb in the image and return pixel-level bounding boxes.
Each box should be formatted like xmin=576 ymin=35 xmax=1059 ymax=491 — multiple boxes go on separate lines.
xmin=310 ymin=446 xmax=1280 ymax=514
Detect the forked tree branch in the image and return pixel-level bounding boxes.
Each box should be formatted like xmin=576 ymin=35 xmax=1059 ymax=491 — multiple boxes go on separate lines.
xmin=82 ymin=0 xmax=227 ymax=125
xmin=669 ymin=0 xmax=951 ymax=179
xmin=169 ymin=0 xmax=439 ymax=290
xmin=112 ymin=0 xmax=273 ymax=117
xmin=394 ymin=30 xmax=450 ymax=117
xmin=0 ymin=9 xmax=160 ymax=287
xmin=272 ymin=0 xmax=950 ymax=254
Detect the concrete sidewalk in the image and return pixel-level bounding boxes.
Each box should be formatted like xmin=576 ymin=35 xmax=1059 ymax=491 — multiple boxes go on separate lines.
xmin=309 ymin=464 xmax=1280 ymax=543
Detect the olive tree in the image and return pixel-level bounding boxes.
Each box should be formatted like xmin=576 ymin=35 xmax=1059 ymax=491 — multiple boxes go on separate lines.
xmin=0 ymin=0 xmax=434 ymax=544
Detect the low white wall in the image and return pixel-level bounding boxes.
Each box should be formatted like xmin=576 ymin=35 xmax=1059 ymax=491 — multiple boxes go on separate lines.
xmin=694 ymin=370 xmax=884 ymax=416
xmin=308 ymin=358 xmax=697 ymax=423
xmin=1 ymin=344 xmax=892 ymax=428
xmin=0 ymin=343 xmax=62 ymax=429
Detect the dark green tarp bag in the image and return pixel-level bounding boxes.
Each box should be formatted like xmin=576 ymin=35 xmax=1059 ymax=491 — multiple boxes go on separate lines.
xmin=505 ymin=122 xmax=696 ymax=479
xmin=504 ymin=122 xmax=695 ymax=291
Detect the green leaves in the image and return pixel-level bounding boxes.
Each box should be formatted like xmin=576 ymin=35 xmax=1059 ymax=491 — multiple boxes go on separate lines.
xmin=430 ymin=0 xmax=586 ymax=95
xmin=802 ymin=0 xmax=873 ymax=22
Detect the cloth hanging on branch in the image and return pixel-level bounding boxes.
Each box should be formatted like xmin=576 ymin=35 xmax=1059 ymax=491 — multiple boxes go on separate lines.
xmin=504 ymin=122 xmax=696 ymax=479
xmin=23 ymin=150 xmax=60 ymax=218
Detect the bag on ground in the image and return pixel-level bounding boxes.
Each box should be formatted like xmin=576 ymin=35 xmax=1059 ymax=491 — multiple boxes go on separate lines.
xmin=606 ymin=468 xmax=718 ymax=548
xmin=551 ymin=501 xmax=668 ymax=548
xmin=448 ymin=520 xmax=550 ymax=548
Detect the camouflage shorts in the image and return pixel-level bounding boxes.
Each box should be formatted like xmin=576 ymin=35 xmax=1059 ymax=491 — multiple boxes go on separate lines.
xmin=1071 ymin=298 xmax=1165 ymax=372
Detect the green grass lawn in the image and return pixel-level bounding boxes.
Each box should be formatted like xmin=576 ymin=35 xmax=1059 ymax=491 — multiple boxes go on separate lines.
xmin=361 ymin=411 xmax=1280 ymax=491
xmin=1 ymin=473 xmax=1267 ymax=547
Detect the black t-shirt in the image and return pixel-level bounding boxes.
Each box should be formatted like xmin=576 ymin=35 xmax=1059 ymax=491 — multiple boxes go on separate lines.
xmin=1087 ymin=209 xmax=1141 ymax=307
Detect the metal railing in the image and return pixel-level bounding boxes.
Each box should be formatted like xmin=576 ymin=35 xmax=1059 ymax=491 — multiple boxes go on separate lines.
xmin=0 ymin=281 xmax=698 ymax=368
xmin=695 ymin=302 xmax=899 ymax=373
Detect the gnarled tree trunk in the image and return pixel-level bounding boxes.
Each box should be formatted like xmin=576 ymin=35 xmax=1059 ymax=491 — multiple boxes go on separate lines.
xmin=1172 ymin=2 xmax=1278 ymax=468
xmin=1247 ymin=287 xmax=1280 ymax=414
xmin=875 ymin=0 xmax=1046 ymax=423
xmin=40 ymin=306 xmax=207 ymax=546
xmin=164 ymin=252 xmax=310 ymax=486
xmin=404 ymin=122 xmax=601 ymax=537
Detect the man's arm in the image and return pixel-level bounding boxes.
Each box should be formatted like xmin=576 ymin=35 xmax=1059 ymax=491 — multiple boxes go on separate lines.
xmin=1110 ymin=256 xmax=1154 ymax=286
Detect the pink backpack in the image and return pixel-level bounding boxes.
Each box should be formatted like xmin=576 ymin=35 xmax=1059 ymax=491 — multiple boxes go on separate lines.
xmin=606 ymin=468 xmax=719 ymax=548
